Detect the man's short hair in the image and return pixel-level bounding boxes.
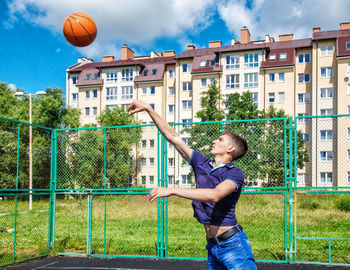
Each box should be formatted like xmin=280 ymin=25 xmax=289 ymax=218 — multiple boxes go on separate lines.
xmin=223 ymin=131 xmax=248 ymax=161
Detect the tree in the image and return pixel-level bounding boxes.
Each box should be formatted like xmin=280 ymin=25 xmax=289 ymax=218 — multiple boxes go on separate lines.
xmin=62 ymin=106 xmax=142 ymax=189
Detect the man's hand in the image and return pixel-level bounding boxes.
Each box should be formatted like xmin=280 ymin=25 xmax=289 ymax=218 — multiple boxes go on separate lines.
xmin=149 ymin=187 xmax=173 ymax=203
xmin=128 ymin=100 xmax=152 ymax=115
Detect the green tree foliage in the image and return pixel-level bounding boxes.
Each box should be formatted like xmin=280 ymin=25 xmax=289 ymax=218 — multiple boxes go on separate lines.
xmin=0 ymin=84 xmax=80 ymax=189
xmin=59 ymin=106 xmax=142 ymax=189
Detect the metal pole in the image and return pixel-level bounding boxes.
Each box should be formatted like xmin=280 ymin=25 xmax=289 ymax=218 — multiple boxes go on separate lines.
xmin=29 ymin=93 xmax=33 ymax=211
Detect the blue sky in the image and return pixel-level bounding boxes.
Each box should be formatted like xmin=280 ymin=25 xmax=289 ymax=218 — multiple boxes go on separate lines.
xmin=1 ymin=0 xmax=350 ymax=95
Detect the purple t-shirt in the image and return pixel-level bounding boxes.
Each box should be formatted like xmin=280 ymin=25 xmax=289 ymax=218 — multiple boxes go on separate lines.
xmin=189 ymin=150 xmax=244 ymax=226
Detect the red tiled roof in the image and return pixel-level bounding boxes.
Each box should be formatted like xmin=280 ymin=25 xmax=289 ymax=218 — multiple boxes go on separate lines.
xmin=313 ymin=29 xmax=350 ymax=40
xmin=191 ymin=54 xmax=222 ymax=74
xmin=268 ymin=38 xmax=312 ymax=49
xmin=76 ymin=68 xmax=103 ymax=87
xmin=134 ymin=63 xmax=165 ymax=83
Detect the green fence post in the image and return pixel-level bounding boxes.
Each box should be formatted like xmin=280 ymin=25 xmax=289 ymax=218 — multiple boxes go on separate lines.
xmin=51 ymin=129 xmax=57 ymax=250
xmin=103 ymin=129 xmax=107 ymax=254
xmin=288 ymin=117 xmax=294 ymax=264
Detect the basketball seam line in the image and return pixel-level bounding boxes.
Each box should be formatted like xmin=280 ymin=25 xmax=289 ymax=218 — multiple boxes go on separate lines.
xmin=73 ymin=13 xmax=95 ymax=25
xmin=69 ymin=15 xmax=93 ymax=41
xmin=67 ymin=19 xmax=83 ymax=46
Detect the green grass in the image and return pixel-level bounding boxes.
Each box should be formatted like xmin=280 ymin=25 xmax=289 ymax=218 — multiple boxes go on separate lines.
xmin=0 ymin=193 xmax=349 ymax=267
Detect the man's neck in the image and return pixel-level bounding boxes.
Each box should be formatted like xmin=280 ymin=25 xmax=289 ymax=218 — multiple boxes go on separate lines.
xmin=213 ymin=155 xmax=232 ymax=167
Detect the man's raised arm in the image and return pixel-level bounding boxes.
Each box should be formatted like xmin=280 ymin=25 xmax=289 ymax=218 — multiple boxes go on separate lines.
xmin=128 ymin=100 xmax=192 ymax=161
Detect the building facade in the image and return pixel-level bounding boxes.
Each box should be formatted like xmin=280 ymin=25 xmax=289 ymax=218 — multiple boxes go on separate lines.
xmin=66 ymin=23 xmax=350 ymax=188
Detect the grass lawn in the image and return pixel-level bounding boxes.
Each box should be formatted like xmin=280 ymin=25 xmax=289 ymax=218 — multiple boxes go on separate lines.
xmin=0 ymin=192 xmax=349 ymax=267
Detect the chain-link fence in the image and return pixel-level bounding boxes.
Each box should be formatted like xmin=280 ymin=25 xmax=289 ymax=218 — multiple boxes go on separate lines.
xmin=0 ymin=116 xmax=52 ymax=267
xmin=1 ymin=115 xmax=350 ymax=267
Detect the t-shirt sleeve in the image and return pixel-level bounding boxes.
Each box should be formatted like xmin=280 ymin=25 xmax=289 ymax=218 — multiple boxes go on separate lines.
xmin=224 ymin=168 xmax=244 ymax=191
xmin=189 ymin=150 xmax=209 ymax=170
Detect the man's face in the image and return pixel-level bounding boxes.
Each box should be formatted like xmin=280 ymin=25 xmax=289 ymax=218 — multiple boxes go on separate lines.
xmin=210 ymin=134 xmax=234 ymax=156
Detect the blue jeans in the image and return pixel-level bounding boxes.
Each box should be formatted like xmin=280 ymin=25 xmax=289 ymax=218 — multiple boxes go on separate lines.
xmin=206 ymin=226 xmax=257 ymax=270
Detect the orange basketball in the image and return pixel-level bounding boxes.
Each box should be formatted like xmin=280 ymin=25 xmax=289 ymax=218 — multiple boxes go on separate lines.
xmin=63 ymin=12 xmax=97 ymax=47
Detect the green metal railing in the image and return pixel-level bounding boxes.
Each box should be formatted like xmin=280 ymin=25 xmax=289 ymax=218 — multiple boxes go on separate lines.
xmin=1 ymin=115 xmax=349 ymax=267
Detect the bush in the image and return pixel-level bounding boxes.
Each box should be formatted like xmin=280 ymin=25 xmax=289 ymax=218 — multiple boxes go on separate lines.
xmin=335 ymin=196 xmax=350 ymax=212
xmin=300 ymin=200 xmax=320 ymax=210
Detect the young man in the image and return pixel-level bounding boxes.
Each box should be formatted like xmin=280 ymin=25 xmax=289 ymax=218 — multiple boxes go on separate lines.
xmin=128 ymin=100 xmax=257 ymax=270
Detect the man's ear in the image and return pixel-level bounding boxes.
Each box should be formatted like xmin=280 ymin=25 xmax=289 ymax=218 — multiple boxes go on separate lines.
xmin=227 ymin=144 xmax=235 ymax=154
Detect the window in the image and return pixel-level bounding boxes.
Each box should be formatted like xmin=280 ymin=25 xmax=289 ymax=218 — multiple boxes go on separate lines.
xmin=122 ymin=69 xmax=133 ymax=81
xmin=210 ymin=59 xmax=216 ymax=66
xmin=226 ymin=74 xmax=239 ymax=89
xmin=141 ymin=158 xmax=146 ymax=167
xmin=244 ymin=53 xmax=259 ymax=67
xmin=168 ymin=175 xmax=175 ymax=185
xmin=168 ymin=104 xmax=175 ymax=114
xmin=182 ymin=175 xmax=191 ymax=185
xmin=141 ymin=140 xmax=147 ymax=149
xmin=251 ymin=92 xmax=258 ymax=106
xmin=149 ymin=158 xmax=154 ymax=167
xmin=168 ymin=142 xmax=174 ymax=149
xmin=320 ymin=130 xmax=333 ymax=141
xmin=347 ymin=63 xmax=350 ymax=74
xmin=320 ymin=109 xmax=333 ymax=116
xmin=85 ymin=107 xmax=90 ymax=116
xmin=142 ymin=70 xmax=148 ymax=76
xmin=320 ymin=88 xmax=333 ymax=98
xmin=298 ymin=53 xmax=310 ymax=63
xmin=168 ymin=158 xmax=175 ymax=167
xmin=72 ymin=93 xmax=78 ymax=102
xmin=141 ymin=87 xmax=147 ymax=95
xmin=149 ymin=176 xmax=154 ymax=185
xmin=209 ymin=78 xmax=216 ymax=85
xmin=321 ymin=67 xmax=333 ymax=78
xmin=279 ymin=53 xmax=287 ymax=61
xmin=347 ymin=41 xmax=350 ymax=50
xmin=149 ymin=139 xmax=154 ymax=148
xmin=278 ymin=72 xmax=285 ymax=82
xmin=297 ymin=113 xmax=310 ymax=123
xmin=348 ymin=172 xmax=350 ymax=183
xmin=244 ymin=73 xmax=258 ymax=87
xmin=182 ymin=119 xmax=192 ymax=128
xmin=320 ymin=172 xmax=333 ymax=183
xmin=182 ymin=82 xmax=192 ymax=91
xmin=84 ymin=74 xmax=91 ymax=80
xmin=72 ymin=77 xmax=78 ymax=84
xmin=182 ymin=100 xmax=192 ymax=110
xmin=169 ymin=87 xmax=175 ymax=96
xmin=226 ymin=55 xmax=240 ymax=69
xmin=348 ymin=105 xmax=350 ymax=114
xmin=269 ymin=54 xmax=276 ymax=61
xmin=151 ymin=69 xmax=157 ymax=75
xmin=106 ymin=105 xmax=116 ymax=110
xmin=183 ymin=137 xmax=190 ymax=146
xmin=268 ymin=93 xmax=275 ymax=103
xmin=269 ymin=73 xmax=275 ymax=82
xmin=348 ymin=150 xmax=350 ymax=161
xmin=298 ymin=73 xmax=310 ymax=83
xmin=320 ymin=151 xmax=333 ymax=161
xmin=201 ymin=78 xmax=207 ymax=87
xmin=141 ymin=176 xmax=146 ymax=185
xmin=92 ymin=73 xmax=98 ymax=80
xmin=92 ymin=107 xmax=97 ymax=116
xmin=150 ymin=86 xmax=155 ymax=95
xmin=200 ymin=60 xmax=206 ymax=67
xmin=169 ymin=69 xmax=175 ymax=78
xmin=301 ymin=133 xmax=310 ymax=143
xmin=93 ymin=90 xmax=98 ymax=98
xmin=297 ymin=174 xmax=310 ymax=185
xmin=320 ymin=45 xmax=334 ymax=57
xmin=348 ymin=84 xmax=350 ymax=95
xmin=106 ymin=87 xmax=117 ymax=100
xmin=121 ymin=86 xmax=133 ymax=99
xmin=182 ymin=63 xmax=192 ymax=73
xmin=348 ymin=128 xmax=350 ymax=138
xmin=150 ymin=104 xmax=155 ymax=110
xmin=298 ymin=93 xmax=310 ymax=103
xmin=106 ymin=70 xmax=118 ymax=82
xmin=85 ymin=90 xmax=90 ymax=99
xmin=278 ymin=92 xmax=285 ymax=103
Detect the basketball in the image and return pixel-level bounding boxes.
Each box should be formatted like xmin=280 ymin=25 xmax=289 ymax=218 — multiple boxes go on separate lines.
xmin=62 ymin=12 xmax=97 ymax=47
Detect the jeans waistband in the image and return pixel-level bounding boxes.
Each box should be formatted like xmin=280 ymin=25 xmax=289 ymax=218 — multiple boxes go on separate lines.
xmin=207 ymin=224 xmax=243 ymax=245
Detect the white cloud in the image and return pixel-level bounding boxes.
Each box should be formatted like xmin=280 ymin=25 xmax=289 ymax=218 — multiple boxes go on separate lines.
xmin=218 ymin=0 xmax=350 ymax=41
xmin=56 ymin=48 xmax=61 ymax=53
xmin=5 ymin=0 xmax=216 ymax=58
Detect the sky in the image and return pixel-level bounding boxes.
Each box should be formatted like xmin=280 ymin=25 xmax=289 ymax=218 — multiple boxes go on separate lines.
xmin=1 ymin=0 xmax=350 ymax=95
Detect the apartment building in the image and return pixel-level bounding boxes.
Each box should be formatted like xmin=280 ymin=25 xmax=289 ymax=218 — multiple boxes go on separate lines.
xmin=66 ymin=23 xmax=350 ymax=188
